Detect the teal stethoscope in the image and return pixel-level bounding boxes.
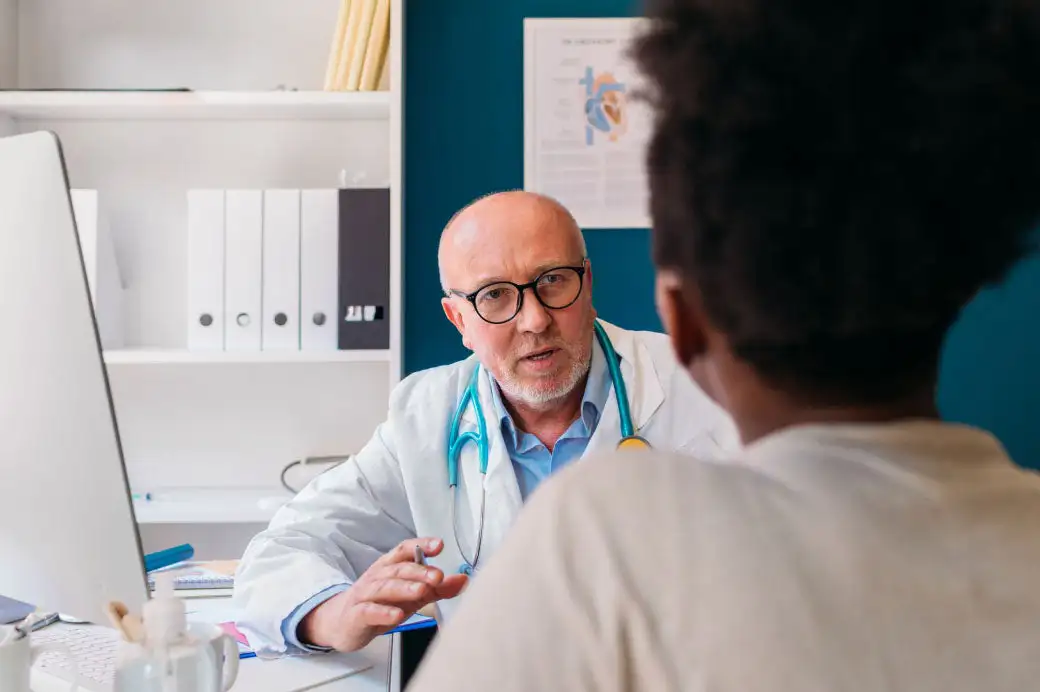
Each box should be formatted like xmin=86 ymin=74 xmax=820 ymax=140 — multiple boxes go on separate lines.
xmin=447 ymin=321 xmax=650 ymax=575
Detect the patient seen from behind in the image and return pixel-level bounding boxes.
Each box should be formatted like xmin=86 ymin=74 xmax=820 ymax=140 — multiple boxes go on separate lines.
xmin=408 ymin=0 xmax=1040 ymax=689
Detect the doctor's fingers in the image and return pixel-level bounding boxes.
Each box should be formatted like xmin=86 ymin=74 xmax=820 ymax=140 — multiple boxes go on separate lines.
xmin=431 ymin=573 xmax=468 ymax=601
xmin=353 ymin=602 xmax=408 ymax=629
xmin=380 ymin=537 xmax=446 ymax=565
xmin=383 ymin=560 xmax=446 ymax=585
xmin=359 ymin=576 xmax=439 ymax=606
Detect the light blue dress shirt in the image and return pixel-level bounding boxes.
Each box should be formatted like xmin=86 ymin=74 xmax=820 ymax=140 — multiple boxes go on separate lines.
xmin=281 ymin=339 xmax=614 ymax=650
xmin=488 ymin=337 xmax=613 ymax=500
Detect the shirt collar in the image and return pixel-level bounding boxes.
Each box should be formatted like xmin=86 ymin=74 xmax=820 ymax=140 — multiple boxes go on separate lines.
xmin=488 ymin=334 xmax=614 ymax=451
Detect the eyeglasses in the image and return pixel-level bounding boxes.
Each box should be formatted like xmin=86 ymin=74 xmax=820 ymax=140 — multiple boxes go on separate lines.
xmin=445 ymin=264 xmax=587 ymax=325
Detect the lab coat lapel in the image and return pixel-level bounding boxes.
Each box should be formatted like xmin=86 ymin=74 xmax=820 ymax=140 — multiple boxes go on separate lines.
xmin=585 ymin=321 xmax=665 ymax=455
xmin=456 ymin=364 xmax=523 ymax=568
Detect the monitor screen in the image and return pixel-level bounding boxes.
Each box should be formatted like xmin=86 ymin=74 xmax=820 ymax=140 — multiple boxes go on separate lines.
xmin=388 ymin=623 xmax=438 ymax=690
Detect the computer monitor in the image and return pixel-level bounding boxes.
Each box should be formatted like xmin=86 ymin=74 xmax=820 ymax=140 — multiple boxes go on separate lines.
xmin=385 ymin=624 xmax=438 ymax=691
xmin=0 ymin=131 xmax=149 ymax=626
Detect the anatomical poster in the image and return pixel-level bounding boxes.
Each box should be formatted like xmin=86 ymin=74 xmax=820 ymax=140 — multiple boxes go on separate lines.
xmin=523 ymin=18 xmax=652 ymax=229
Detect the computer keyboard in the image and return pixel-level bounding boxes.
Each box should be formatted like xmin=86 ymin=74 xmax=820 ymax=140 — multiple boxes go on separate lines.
xmin=32 ymin=622 xmax=118 ymax=692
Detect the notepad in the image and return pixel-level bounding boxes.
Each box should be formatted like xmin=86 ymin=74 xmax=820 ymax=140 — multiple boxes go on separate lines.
xmin=148 ymin=560 xmax=237 ymax=591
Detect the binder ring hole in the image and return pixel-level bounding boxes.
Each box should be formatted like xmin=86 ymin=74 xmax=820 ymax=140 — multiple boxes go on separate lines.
xmin=274 ymin=313 xmax=288 ymax=327
xmin=312 ymin=312 xmax=327 ymax=326
xmin=236 ymin=313 xmax=251 ymax=327
xmin=199 ymin=313 xmax=213 ymax=327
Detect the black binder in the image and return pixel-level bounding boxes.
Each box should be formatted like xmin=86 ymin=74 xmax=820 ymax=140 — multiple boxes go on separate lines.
xmin=337 ymin=187 xmax=391 ymax=350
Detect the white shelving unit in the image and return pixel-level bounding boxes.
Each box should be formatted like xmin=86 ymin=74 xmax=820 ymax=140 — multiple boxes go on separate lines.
xmin=0 ymin=90 xmax=391 ymax=120
xmin=132 ymin=488 xmax=296 ymax=525
xmin=104 ymin=349 xmax=393 ymax=366
xmin=1 ymin=0 xmax=406 ymax=557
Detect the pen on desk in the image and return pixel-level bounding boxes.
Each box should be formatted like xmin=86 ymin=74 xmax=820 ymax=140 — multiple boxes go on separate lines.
xmin=4 ymin=612 xmax=59 ymax=645
xmin=30 ymin=612 xmax=60 ymax=632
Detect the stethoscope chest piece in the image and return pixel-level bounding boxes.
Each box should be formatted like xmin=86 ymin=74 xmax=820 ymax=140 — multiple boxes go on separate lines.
xmin=616 ymin=435 xmax=652 ymax=451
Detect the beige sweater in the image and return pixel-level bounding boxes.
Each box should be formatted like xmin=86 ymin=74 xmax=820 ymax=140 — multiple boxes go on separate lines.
xmin=409 ymin=421 xmax=1040 ymax=691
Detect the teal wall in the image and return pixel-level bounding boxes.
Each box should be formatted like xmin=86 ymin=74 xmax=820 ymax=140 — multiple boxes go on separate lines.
xmin=403 ymin=0 xmax=1040 ymax=468
xmin=403 ymin=0 xmax=653 ymax=376
xmin=939 ymin=252 xmax=1040 ymax=467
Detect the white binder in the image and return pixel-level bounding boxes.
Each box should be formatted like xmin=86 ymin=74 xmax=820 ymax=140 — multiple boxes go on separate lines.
xmin=300 ymin=189 xmax=340 ymax=351
xmin=70 ymin=189 xmax=124 ymax=350
xmin=262 ymin=189 xmax=301 ymax=351
xmin=186 ymin=189 xmax=225 ymax=351
xmin=224 ymin=189 xmax=263 ymax=351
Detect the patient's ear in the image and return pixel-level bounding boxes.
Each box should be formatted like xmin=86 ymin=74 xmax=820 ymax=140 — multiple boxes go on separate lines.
xmin=655 ymin=271 xmax=708 ymax=373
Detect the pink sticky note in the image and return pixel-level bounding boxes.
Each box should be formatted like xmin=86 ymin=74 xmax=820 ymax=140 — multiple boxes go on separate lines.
xmin=219 ymin=621 xmax=250 ymax=646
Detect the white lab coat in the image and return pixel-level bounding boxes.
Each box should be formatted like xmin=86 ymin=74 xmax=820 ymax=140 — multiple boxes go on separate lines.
xmin=233 ymin=320 xmax=738 ymax=654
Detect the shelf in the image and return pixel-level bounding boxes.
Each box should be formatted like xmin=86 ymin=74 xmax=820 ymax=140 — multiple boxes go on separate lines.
xmin=0 ymin=90 xmax=390 ymax=121
xmin=132 ymin=488 xmax=294 ymax=524
xmin=104 ymin=348 xmax=392 ymax=365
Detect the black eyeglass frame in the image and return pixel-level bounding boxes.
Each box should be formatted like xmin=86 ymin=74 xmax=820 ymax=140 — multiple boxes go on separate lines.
xmin=443 ymin=262 xmax=588 ymax=325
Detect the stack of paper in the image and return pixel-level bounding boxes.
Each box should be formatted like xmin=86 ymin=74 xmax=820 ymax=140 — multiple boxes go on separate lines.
xmin=323 ymin=0 xmax=392 ymax=91
xmin=148 ymin=560 xmax=238 ymax=591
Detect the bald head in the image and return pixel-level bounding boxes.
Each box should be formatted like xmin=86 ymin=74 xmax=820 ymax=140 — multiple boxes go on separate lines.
xmin=439 ymin=191 xmax=597 ymax=409
xmin=438 ymin=191 xmax=587 ymax=292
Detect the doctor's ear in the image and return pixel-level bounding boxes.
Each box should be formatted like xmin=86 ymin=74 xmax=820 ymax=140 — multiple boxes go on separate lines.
xmin=441 ymin=297 xmax=474 ymax=351
xmin=654 ymin=271 xmax=708 ymax=370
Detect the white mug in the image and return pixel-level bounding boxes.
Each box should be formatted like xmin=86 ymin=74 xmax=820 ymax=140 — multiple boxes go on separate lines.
xmin=114 ymin=623 xmax=238 ymax=692
xmin=192 ymin=623 xmax=239 ymax=692
xmin=0 ymin=625 xmax=79 ymax=692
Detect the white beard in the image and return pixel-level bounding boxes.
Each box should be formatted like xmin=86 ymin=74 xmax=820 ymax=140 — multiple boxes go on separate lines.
xmin=498 ymin=351 xmax=591 ymax=409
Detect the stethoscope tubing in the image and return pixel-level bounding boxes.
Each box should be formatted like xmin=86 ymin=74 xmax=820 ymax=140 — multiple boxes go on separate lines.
xmin=447 ymin=321 xmax=636 ymax=574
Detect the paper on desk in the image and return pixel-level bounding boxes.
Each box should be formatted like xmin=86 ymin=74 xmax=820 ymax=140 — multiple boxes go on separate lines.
xmin=184 ymin=599 xmax=240 ymax=625
xmin=183 ymin=596 xmax=376 ymax=685
xmin=234 ymin=652 xmax=373 ymax=691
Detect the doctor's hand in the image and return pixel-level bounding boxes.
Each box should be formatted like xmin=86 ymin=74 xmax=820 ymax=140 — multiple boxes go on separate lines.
xmin=298 ymin=537 xmax=469 ymax=653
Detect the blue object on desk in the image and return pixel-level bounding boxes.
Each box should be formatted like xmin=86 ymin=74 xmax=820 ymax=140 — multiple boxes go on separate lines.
xmin=144 ymin=544 xmax=195 ymax=573
xmin=385 ymin=614 xmax=437 ymax=635
xmin=0 ymin=595 xmax=35 ymax=625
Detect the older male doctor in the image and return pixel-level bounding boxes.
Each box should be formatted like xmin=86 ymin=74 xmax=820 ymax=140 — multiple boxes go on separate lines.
xmin=233 ymin=190 xmax=737 ymax=655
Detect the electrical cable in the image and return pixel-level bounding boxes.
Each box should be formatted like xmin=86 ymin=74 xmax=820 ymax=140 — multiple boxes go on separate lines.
xmin=279 ymin=455 xmax=350 ymax=494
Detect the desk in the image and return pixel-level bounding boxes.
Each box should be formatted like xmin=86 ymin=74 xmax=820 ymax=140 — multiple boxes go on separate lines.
xmin=30 ymin=595 xmax=391 ymax=692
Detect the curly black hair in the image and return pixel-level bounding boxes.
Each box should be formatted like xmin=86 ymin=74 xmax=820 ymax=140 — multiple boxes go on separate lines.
xmin=633 ymin=0 xmax=1040 ymax=399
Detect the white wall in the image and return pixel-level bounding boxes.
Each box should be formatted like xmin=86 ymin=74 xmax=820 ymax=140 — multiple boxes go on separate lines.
xmin=17 ymin=0 xmax=341 ymax=90
xmin=0 ymin=0 xmax=15 ymax=89
xmin=109 ymin=362 xmax=389 ymax=490
xmin=140 ymin=523 xmax=267 ymax=561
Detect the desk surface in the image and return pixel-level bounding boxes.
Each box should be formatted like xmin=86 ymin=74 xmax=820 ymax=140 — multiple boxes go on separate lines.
xmin=30 ymin=594 xmax=391 ymax=692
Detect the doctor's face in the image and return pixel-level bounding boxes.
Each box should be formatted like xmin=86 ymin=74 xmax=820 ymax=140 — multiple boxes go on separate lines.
xmin=441 ymin=195 xmax=597 ymax=410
